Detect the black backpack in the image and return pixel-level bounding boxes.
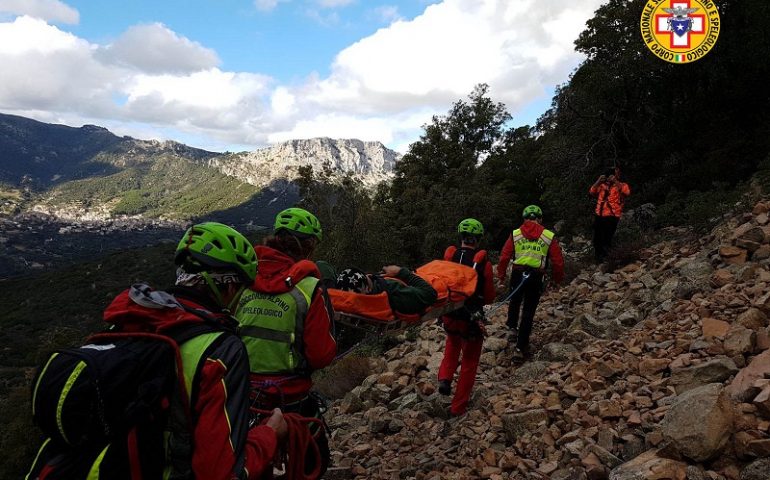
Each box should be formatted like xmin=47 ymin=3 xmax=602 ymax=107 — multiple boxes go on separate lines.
xmin=27 ymin=292 xmax=225 ymax=480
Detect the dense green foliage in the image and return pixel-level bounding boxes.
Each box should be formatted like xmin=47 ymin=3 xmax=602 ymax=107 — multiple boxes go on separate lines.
xmin=303 ymin=0 xmax=770 ymax=267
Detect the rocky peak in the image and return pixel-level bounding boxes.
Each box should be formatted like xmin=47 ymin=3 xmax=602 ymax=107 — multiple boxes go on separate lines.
xmin=205 ymin=138 xmax=399 ymax=188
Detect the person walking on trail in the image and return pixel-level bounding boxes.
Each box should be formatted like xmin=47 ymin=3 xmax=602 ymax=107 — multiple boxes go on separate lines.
xmin=437 ymin=218 xmax=496 ymax=416
xmin=234 ymin=207 xmax=336 ymax=478
xmin=497 ymin=205 xmax=564 ymax=362
xmin=335 ymin=264 xmax=438 ymax=315
xmin=27 ymin=222 xmax=287 ymax=480
xmin=589 ymin=167 xmax=631 ymax=262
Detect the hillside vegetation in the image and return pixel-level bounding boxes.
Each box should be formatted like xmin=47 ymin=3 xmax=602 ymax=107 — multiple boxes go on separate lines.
xmin=39 ymin=155 xmax=261 ymax=219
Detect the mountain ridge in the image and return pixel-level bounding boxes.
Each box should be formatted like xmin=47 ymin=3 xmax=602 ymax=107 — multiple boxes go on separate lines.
xmin=0 ymin=112 xmax=398 ymax=194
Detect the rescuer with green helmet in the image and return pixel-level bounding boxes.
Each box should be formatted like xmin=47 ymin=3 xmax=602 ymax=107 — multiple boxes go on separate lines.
xmin=28 ymin=221 xmax=287 ymax=479
xmin=235 ymin=207 xmax=335 ymax=476
xmin=497 ymin=206 xmax=565 ymax=362
xmin=436 ymin=218 xmax=496 ymax=416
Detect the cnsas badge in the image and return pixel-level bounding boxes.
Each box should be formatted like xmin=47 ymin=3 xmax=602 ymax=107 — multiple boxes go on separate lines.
xmin=640 ymin=0 xmax=720 ymax=64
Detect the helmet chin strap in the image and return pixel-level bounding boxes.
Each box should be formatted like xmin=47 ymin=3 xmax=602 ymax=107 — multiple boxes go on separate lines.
xmin=226 ymin=285 xmax=247 ymax=313
xmin=201 ymin=271 xmax=226 ymax=308
xmin=201 ymin=272 xmax=248 ymax=314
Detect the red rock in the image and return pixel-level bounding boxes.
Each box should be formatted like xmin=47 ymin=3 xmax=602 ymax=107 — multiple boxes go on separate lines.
xmin=728 ymin=349 xmax=770 ymax=401
xmin=756 ymin=329 xmax=770 ymax=352
xmin=736 ymin=309 xmax=769 ymax=331
xmin=755 ymin=292 xmax=770 ymax=315
xmin=754 ymin=385 xmax=770 ymax=418
xmin=748 ymin=439 xmax=770 ymax=457
xmin=482 ymin=448 xmax=497 ymax=467
xmin=719 ymin=245 xmax=748 ymax=265
xmin=710 ymin=269 xmax=734 ymax=288
xmin=608 ymin=449 xmax=686 ymax=480
xmin=702 ymin=318 xmax=731 ymax=339
xmin=661 ymin=384 xmax=733 ymax=462
xmin=724 ymin=326 xmax=757 ymax=356
xmin=639 ymin=358 xmax=670 ymax=377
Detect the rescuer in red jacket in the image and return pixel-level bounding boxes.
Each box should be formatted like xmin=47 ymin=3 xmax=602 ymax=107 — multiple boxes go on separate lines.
xmin=497 ymin=206 xmax=564 ymax=361
xmin=437 ymin=218 xmax=496 ymax=416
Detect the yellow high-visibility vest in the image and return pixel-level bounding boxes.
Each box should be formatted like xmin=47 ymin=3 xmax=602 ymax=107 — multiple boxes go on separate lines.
xmin=512 ymin=228 xmax=554 ymax=269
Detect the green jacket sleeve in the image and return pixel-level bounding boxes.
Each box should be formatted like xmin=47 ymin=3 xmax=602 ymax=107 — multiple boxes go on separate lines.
xmin=384 ymin=268 xmax=438 ymax=314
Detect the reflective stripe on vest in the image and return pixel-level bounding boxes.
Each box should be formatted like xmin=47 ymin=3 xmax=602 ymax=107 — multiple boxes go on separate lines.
xmin=235 ymin=276 xmax=319 ymax=375
xmin=512 ymin=228 xmax=554 ymax=269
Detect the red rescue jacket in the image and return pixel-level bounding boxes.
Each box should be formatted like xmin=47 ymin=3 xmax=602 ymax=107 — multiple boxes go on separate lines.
xmin=247 ymin=245 xmax=337 ymax=403
xmin=103 ymin=285 xmax=277 ymax=480
xmin=497 ymin=220 xmax=565 ymax=284
xmin=441 ymin=246 xmax=496 ymax=336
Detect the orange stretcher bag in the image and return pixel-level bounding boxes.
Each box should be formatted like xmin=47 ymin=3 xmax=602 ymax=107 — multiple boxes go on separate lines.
xmin=416 ymin=260 xmax=478 ymax=303
xmin=327 ymin=289 xmax=395 ymax=322
xmin=329 ymin=260 xmax=481 ymax=330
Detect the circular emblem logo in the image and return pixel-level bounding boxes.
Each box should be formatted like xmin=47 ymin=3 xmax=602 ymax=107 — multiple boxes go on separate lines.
xmin=640 ymin=0 xmax=720 ymax=64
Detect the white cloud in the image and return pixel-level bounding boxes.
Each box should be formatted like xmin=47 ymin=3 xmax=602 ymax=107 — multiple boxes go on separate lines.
xmin=271 ymin=87 xmax=297 ymax=116
xmin=0 ymin=0 xmax=78 ymax=24
xmin=98 ymin=23 xmax=220 ymax=74
xmin=0 ymin=15 xmax=81 ymax=54
xmin=126 ymin=69 xmax=269 ymax=111
xmin=315 ymin=0 xmax=355 ymax=8
xmin=254 ymin=0 xmax=289 ymax=12
xmin=0 ymin=0 xmax=604 ymax=153
xmin=306 ymin=0 xmax=602 ymax=114
xmin=372 ymin=5 xmax=401 ymax=24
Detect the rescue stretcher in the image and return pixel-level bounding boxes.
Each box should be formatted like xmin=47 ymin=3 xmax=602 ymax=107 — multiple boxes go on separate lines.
xmin=328 ymin=260 xmax=480 ymax=334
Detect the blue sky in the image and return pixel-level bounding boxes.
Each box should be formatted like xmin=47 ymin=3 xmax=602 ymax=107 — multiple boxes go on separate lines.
xmin=0 ymin=0 xmax=604 ymax=153
xmin=65 ymin=0 xmax=441 ymax=81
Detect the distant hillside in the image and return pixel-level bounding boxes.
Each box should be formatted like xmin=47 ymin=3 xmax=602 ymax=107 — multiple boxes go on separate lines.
xmin=0 ymin=113 xmax=216 ymax=189
xmin=0 ymin=113 xmax=398 ymax=223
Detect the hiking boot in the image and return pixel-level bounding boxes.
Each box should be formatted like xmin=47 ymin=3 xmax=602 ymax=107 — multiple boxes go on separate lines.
xmin=512 ymin=347 xmax=525 ymax=363
xmin=507 ymin=327 xmax=518 ymax=343
xmin=438 ymin=379 xmax=451 ymax=396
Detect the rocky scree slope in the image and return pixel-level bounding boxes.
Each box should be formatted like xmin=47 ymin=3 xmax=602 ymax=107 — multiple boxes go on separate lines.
xmin=325 ymin=199 xmax=770 ymax=480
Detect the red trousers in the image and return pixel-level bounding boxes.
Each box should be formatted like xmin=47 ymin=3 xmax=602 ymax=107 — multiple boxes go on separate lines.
xmin=438 ymin=333 xmax=483 ymax=415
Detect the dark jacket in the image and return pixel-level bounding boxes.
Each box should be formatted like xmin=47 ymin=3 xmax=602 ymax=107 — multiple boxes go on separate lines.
xmin=372 ymin=267 xmax=438 ymax=315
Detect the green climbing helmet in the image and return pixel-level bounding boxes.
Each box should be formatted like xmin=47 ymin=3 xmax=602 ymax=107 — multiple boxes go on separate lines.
xmin=274 ymin=207 xmax=322 ymax=241
xmin=522 ymin=205 xmax=543 ymax=220
xmin=457 ymin=218 xmax=484 ymax=236
xmin=175 ymin=222 xmax=257 ymax=283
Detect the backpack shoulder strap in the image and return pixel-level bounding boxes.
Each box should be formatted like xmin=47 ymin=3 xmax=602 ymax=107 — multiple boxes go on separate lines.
xmin=285 ymin=260 xmax=321 ymax=288
xmin=472 ymin=249 xmax=487 ymax=268
xmin=444 ymin=246 xmax=457 ymax=261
